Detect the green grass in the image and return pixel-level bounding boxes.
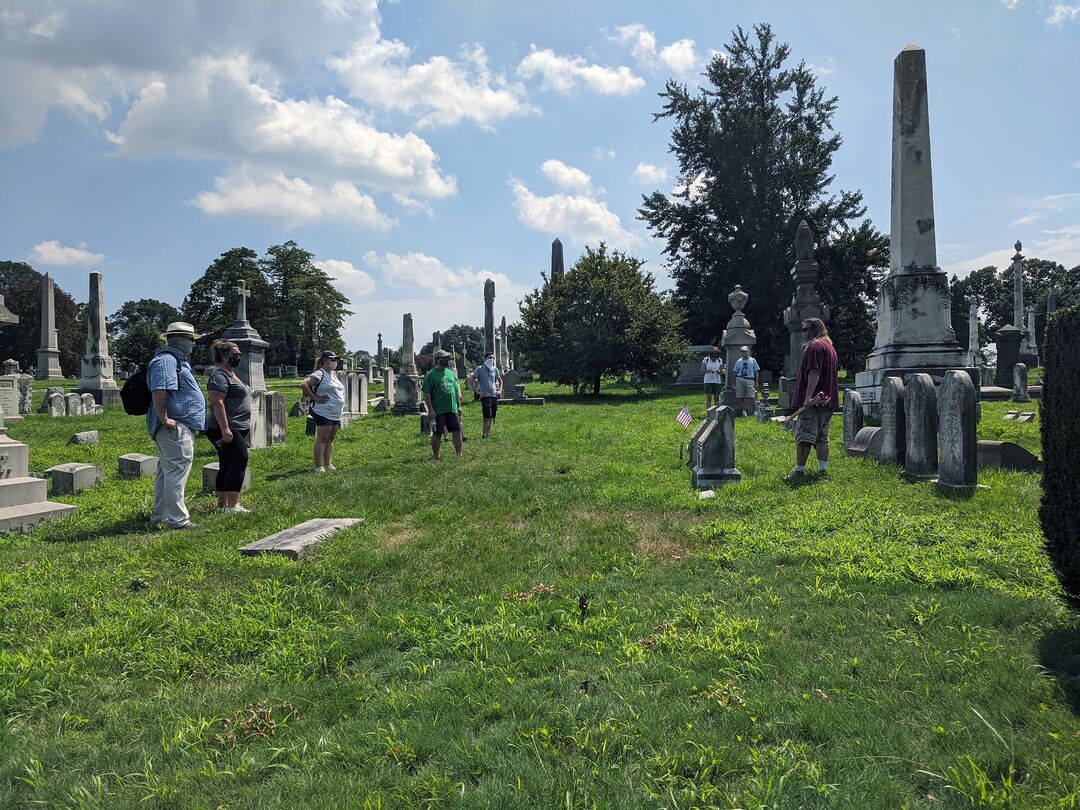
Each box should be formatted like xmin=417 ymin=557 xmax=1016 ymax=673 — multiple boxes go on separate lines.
xmin=1 ymin=382 xmax=1077 ymax=808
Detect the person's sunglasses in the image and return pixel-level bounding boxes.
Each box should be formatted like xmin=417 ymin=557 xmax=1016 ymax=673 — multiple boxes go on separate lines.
xmin=801 ymin=327 xmax=813 ymax=333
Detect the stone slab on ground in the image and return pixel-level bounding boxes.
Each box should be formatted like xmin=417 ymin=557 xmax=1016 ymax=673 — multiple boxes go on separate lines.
xmin=202 ymin=463 xmax=251 ymax=493
xmin=496 ymin=397 xmax=546 ymax=405
xmin=976 ymin=440 xmax=1042 ymax=472
xmin=1003 ymin=411 xmax=1018 ymax=420
xmin=68 ymin=430 xmax=99 ymax=445
xmin=0 ymin=476 xmax=46 ymax=508
xmin=0 ymin=501 xmax=77 ymax=532
xmin=1017 ymin=412 xmax=1036 ymax=423
xmin=118 ymin=453 xmax=157 ymax=478
xmin=239 ymin=517 xmax=363 ymax=559
xmin=45 ymin=463 xmax=104 ymax=495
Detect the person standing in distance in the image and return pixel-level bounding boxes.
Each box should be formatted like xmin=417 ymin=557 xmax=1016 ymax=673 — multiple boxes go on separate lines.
xmin=700 ymin=347 xmax=724 ymax=413
xmin=468 ymin=351 xmax=503 ymax=438
xmin=785 ymin=318 xmax=839 ymax=480
xmin=301 ymin=350 xmax=345 ymax=472
xmin=732 ymin=345 xmax=761 ymax=416
xmin=204 ymin=340 xmax=252 ymax=513
xmin=147 ymin=322 xmax=206 ymax=530
xmin=423 ymin=349 xmax=463 ymax=460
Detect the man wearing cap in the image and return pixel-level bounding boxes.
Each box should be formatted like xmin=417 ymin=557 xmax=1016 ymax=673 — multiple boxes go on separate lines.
xmin=732 ymin=345 xmax=760 ymax=417
xmin=467 ymin=351 xmax=502 ymax=438
xmin=147 ymin=322 xmax=206 ymax=529
xmin=422 ymin=349 xmax=463 ymax=460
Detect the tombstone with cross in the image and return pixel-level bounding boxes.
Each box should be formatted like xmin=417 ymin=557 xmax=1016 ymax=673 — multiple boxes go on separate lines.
xmin=221 ymin=276 xmax=269 ymax=393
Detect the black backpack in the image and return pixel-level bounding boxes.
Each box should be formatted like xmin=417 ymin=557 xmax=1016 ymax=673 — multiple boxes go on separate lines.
xmin=121 ymin=352 xmax=182 ymax=416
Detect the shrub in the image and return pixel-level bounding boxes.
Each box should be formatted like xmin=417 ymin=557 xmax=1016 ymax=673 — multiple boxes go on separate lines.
xmin=1040 ymin=304 xmax=1080 ymax=604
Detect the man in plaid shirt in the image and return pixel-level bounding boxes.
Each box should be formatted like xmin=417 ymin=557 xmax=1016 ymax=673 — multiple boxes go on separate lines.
xmin=146 ymin=322 xmax=206 ymax=529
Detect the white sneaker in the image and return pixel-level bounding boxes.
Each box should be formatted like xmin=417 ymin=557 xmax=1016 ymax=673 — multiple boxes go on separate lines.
xmin=223 ymin=505 xmax=250 ymax=514
xmin=326 ymin=464 xmax=337 ymax=471
xmin=314 ymin=466 xmax=326 ymax=473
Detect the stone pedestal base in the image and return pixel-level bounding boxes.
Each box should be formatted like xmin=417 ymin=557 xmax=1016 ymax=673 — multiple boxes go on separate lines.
xmin=76 ymin=387 xmax=123 ymax=406
xmin=854 ymin=366 xmax=978 ymax=418
xmin=391 ymin=374 xmax=423 ymax=415
xmin=35 ymin=348 xmax=63 ymax=381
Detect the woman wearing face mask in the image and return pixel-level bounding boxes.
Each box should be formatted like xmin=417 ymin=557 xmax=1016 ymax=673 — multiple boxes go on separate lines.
xmin=301 ymin=350 xmax=345 ymax=472
xmin=204 ymin=339 xmax=253 ymax=513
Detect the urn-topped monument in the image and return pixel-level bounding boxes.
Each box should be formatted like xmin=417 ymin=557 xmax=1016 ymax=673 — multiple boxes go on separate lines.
xmin=721 ymin=285 xmax=756 ymax=408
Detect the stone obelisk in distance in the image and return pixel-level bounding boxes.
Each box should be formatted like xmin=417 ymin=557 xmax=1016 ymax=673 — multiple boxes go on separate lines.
xmin=76 ymin=271 xmax=121 ymax=404
xmin=483 ymin=279 xmax=496 ymax=356
xmin=855 ymin=45 xmax=968 ymax=411
xmin=35 ymin=272 xmax=64 ymax=380
xmin=550 ymin=238 xmax=564 ymax=283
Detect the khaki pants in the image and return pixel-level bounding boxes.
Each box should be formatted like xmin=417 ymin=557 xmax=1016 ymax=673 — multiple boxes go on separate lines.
xmin=152 ymin=423 xmax=195 ymax=527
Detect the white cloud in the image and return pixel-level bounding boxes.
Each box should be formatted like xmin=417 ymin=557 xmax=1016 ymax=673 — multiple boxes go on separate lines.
xmin=671 ymin=171 xmax=709 ymax=202
xmin=942 ymin=247 xmax=1016 ymax=278
xmin=191 ymin=166 xmax=395 ymax=228
xmin=112 ymin=54 xmax=456 ymax=199
xmin=633 ymin=162 xmax=668 ymax=185
xmin=329 ymin=40 xmax=534 ymax=128
xmin=611 ymin=23 xmax=701 ymax=76
xmin=594 ymin=147 xmax=617 ymax=160
xmin=28 ymin=240 xmax=104 ymax=266
xmin=540 ymin=159 xmax=593 ymax=192
xmin=658 ymin=39 xmax=700 ymax=75
xmin=808 ymin=56 xmax=837 ymax=77
xmin=1010 ymin=211 xmax=1045 ymax=228
xmin=509 ymin=179 xmax=640 ymax=247
xmin=1073 ymin=159 xmax=1080 ymax=169
xmin=1001 ymin=0 xmax=1020 ymax=8
xmin=1032 ymin=223 xmax=1080 ymax=268
xmin=363 ymin=250 xmax=513 ymax=296
xmin=517 ymin=47 xmax=644 ymax=95
xmin=1047 ymin=2 xmax=1080 ymax=23
xmin=315 ymin=259 xmax=376 ymax=298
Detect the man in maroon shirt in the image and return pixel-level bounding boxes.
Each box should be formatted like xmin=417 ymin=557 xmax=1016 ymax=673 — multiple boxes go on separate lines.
xmin=786 ymin=317 xmax=840 ymax=480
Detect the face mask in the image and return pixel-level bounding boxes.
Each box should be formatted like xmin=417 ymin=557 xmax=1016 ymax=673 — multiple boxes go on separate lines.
xmin=486 ymin=359 xmax=495 ymax=368
xmin=174 ymin=338 xmax=195 ymax=355
xmin=227 ymin=355 xmax=241 ymax=368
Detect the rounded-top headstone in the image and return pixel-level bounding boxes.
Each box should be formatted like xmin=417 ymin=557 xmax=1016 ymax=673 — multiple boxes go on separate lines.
xmin=903 ymin=373 xmax=938 ymax=478
xmin=877 ymin=376 xmax=907 ymax=466
xmin=936 ymin=370 xmax=978 ymax=488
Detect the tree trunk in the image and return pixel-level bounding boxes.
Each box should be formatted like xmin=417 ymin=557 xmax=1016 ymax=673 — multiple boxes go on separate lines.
xmin=593 ymin=373 xmax=601 ymax=396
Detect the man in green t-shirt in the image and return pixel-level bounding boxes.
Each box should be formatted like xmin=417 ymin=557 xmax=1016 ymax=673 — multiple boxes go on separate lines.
xmin=421 ymin=350 xmax=463 ymax=460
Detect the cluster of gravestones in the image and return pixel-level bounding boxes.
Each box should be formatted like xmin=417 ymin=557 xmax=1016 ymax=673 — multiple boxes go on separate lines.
xmin=843 ymin=373 xmax=1041 ymax=483
xmin=36 ymin=387 xmax=105 ymax=417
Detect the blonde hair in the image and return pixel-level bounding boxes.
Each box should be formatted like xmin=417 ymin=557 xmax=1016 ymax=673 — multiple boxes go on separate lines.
xmin=211 ymin=340 xmax=240 ymax=363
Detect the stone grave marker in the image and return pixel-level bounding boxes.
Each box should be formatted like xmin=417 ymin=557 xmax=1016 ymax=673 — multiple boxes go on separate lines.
xmin=1003 ymin=411 xmax=1019 ymax=420
xmin=202 ymin=463 xmax=251 ymax=493
xmin=976 ymin=440 xmax=1041 ymax=472
xmin=80 ymin=393 xmax=96 ymax=412
xmin=68 ymin=430 xmax=99 ymax=445
xmin=875 ymin=376 xmax=906 ymax=466
xmin=0 ymin=410 xmax=77 ymax=531
xmin=1012 ymin=363 xmax=1030 ymax=403
xmin=239 ymin=517 xmax=363 ymax=559
xmin=65 ymin=392 xmax=82 ymax=416
xmin=847 ymin=426 xmax=882 ymax=458
xmin=691 ymin=406 xmax=741 ymax=487
xmin=843 ymin=389 xmax=864 ymax=449
xmin=903 ymin=373 xmax=937 ymax=478
xmin=118 ymin=453 xmax=157 ymax=478
xmin=1017 ymin=412 xmax=1035 ymax=423
xmin=935 ymin=370 xmax=979 ymax=489
xmin=47 ymin=393 xmax=66 ymax=417
xmin=45 ymin=463 xmax=104 ymax=495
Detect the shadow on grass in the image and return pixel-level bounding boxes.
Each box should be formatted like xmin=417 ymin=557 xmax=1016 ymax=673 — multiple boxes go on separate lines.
xmin=45 ymin=515 xmax=160 ymax=544
xmin=1039 ymin=624 xmax=1080 ymax=716
xmin=540 ymin=387 xmax=681 ymax=406
xmin=266 ymin=468 xmax=321 ymax=482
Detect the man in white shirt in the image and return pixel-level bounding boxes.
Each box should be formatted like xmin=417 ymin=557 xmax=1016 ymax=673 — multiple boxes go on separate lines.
xmin=700 ymin=347 xmax=724 ymax=413
xmin=733 ymin=345 xmax=760 ymax=416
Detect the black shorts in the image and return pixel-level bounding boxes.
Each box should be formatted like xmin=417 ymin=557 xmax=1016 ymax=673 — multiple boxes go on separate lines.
xmin=312 ymin=412 xmax=341 ymax=428
xmin=435 ymin=411 xmax=461 ymax=434
xmin=481 ymin=396 xmax=498 ymax=420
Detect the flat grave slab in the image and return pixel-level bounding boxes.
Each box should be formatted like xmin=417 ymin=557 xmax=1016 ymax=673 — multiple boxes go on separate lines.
xmin=239 ymin=518 xmax=363 ymax=559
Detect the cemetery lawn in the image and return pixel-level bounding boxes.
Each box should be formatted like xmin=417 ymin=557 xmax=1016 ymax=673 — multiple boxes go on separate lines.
xmin=3 ymin=383 xmax=1079 ymax=809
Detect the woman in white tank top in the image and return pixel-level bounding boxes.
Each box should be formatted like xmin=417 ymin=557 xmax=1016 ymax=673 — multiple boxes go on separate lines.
xmin=700 ymin=347 xmax=724 ymax=412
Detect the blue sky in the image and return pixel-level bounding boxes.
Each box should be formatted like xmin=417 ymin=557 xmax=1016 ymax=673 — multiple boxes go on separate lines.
xmin=1 ymin=0 xmax=1077 ymax=353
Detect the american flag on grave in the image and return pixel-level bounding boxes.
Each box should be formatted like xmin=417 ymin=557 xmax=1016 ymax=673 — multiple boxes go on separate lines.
xmin=676 ymin=406 xmax=693 ymax=428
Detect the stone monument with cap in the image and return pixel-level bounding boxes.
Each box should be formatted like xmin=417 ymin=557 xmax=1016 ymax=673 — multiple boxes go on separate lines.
xmin=721 ymin=285 xmax=756 ymax=408
xmin=76 ymin=271 xmax=121 ymax=405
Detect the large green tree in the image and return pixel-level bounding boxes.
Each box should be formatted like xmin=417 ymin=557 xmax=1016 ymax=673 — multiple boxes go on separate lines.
xmin=180 ymin=247 xmax=275 ymax=365
xmin=261 ymin=241 xmax=351 ymax=368
xmin=0 ymin=261 xmax=84 ymax=376
xmin=516 ymin=244 xmax=687 ymax=395
xmin=108 ymin=298 xmax=179 ymax=366
xmin=419 ymin=324 xmax=485 ymax=365
xmin=638 ymin=23 xmax=879 ymax=374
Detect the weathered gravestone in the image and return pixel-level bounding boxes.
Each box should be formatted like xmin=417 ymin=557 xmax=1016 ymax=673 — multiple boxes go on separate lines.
xmin=118 ymin=453 xmax=157 ymax=478
xmin=875 ymin=376 xmax=906 ymax=466
xmin=65 ymin=393 xmax=82 ymax=416
xmin=1017 ymin=412 xmax=1035 ymax=423
xmin=202 ymin=463 xmax=251 ymax=493
xmin=976 ymin=440 xmax=1042 ymax=472
xmin=47 ymin=393 xmax=66 ymax=417
xmin=80 ymin=393 xmax=96 ymax=413
xmin=0 ymin=410 xmax=78 ymax=531
xmin=691 ymin=406 xmax=741 ymax=488
xmin=1012 ymin=362 xmax=1030 ymax=403
xmin=847 ymin=426 xmax=883 ymax=458
xmin=1003 ymin=411 xmax=1019 ymax=420
xmin=68 ymin=430 xmax=99 ymax=445
xmin=239 ymin=517 xmax=363 ymax=559
xmin=903 ymin=373 xmax=937 ymax=478
xmin=38 ymin=386 xmax=64 ymax=413
xmin=843 ymin=389 xmax=864 ymax=449
xmin=45 ymin=463 xmax=104 ymax=495
xmin=934 ymin=370 xmax=979 ymax=489
xmin=994 ymin=324 xmax=1022 ymax=388
xmin=686 ymin=407 xmax=718 ymax=469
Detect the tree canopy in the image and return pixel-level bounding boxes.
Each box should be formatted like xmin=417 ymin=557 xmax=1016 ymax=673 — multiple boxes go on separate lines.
xmin=638 ymin=23 xmax=881 ymax=374
xmin=180 ymin=242 xmax=351 ymax=368
xmin=419 ymin=324 xmax=485 ymax=364
xmin=515 ymin=244 xmax=687 ymax=395
xmin=108 ymin=298 xmax=179 ymax=366
xmin=0 ymin=261 xmax=84 ymax=376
